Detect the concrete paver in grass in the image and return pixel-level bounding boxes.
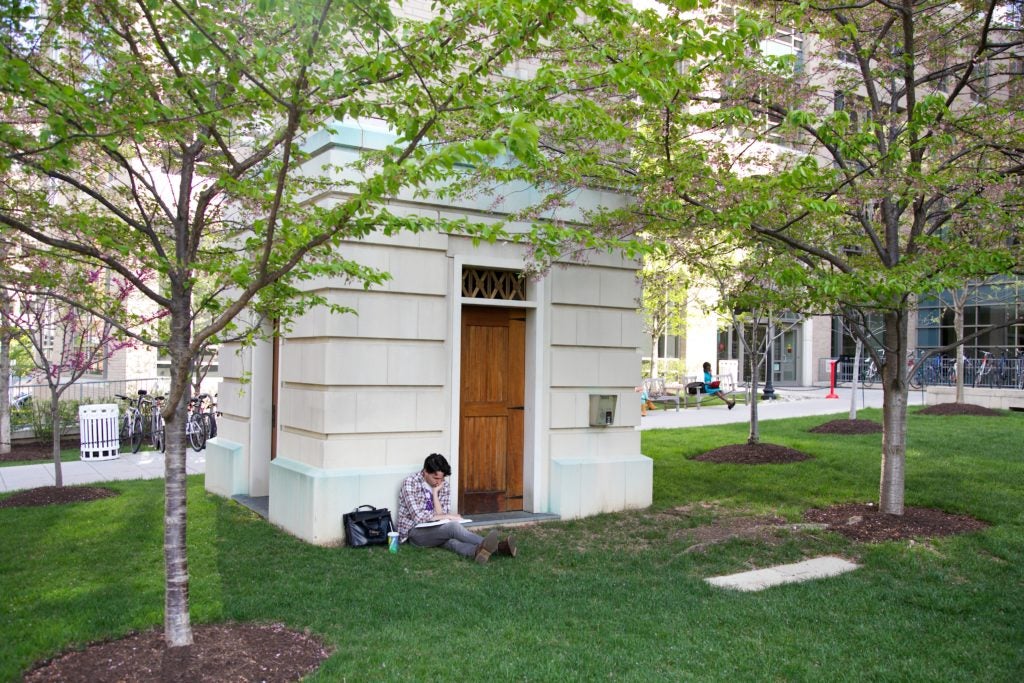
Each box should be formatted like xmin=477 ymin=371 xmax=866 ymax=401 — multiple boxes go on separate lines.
xmin=705 ymin=556 xmax=859 ymax=592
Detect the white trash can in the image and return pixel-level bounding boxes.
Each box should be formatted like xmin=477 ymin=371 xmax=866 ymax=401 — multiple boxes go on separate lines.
xmin=79 ymin=404 xmax=120 ymax=461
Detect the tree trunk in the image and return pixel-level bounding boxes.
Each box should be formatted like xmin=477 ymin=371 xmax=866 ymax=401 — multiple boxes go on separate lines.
xmin=50 ymin=393 xmax=63 ymax=487
xmin=747 ymin=325 xmax=761 ymax=445
xmin=0 ymin=334 xmax=10 ymax=455
xmin=650 ymin=335 xmax=660 ymax=379
xmin=849 ymin=338 xmax=862 ymax=420
xmin=954 ymin=304 xmax=965 ymax=402
xmin=164 ymin=313 xmax=193 ymax=648
xmin=879 ymin=311 xmax=910 ymax=515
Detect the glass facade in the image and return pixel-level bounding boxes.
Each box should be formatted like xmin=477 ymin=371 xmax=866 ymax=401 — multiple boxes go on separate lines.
xmin=916 ymin=278 xmax=1024 ymax=360
xmin=831 ymin=313 xmax=886 ymax=359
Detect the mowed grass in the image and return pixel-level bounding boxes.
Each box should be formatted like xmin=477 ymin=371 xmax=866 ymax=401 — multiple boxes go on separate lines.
xmin=1 ymin=407 xmax=1022 ymax=681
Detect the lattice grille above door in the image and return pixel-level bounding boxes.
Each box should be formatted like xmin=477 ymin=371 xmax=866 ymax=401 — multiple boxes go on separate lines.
xmin=461 ymin=267 xmax=526 ymax=301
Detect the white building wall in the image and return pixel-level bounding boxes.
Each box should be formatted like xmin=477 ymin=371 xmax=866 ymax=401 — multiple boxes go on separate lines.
xmin=546 ymin=260 xmax=651 ymax=519
xmin=681 ymin=284 xmax=723 ymax=378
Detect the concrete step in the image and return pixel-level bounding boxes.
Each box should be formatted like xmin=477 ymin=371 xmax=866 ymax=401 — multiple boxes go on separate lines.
xmin=463 ymin=511 xmax=560 ymax=529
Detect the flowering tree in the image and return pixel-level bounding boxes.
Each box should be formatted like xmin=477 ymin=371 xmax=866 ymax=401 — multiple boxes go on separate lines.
xmin=0 ymin=262 xmax=137 ymax=484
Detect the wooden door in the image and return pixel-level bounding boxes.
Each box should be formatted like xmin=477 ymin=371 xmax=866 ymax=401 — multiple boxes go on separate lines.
xmin=459 ymin=306 xmax=525 ymax=514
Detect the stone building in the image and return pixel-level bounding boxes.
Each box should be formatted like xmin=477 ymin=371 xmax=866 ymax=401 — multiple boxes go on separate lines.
xmin=205 ymin=121 xmax=652 ymax=544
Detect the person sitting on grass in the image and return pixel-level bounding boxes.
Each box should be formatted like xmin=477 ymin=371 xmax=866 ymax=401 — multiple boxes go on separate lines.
xmin=703 ymin=361 xmax=735 ymax=409
xmin=397 ymin=453 xmax=516 ymax=564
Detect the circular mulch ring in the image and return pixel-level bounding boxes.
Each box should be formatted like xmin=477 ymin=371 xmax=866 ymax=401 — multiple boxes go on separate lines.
xmin=918 ymin=403 xmax=1003 ymax=417
xmin=23 ymin=622 xmax=331 ymax=683
xmin=692 ymin=442 xmax=813 ymax=464
xmin=809 ymin=419 xmax=883 ymax=435
xmin=0 ymin=486 xmax=118 ymax=508
xmin=803 ymin=503 xmax=989 ymax=543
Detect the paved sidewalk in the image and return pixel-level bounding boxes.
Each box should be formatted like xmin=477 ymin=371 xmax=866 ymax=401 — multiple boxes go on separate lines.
xmin=0 ymin=449 xmax=206 ymax=494
xmin=639 ymin=385 xmax=926 ymax=430
xmin=2 ymin=385 xmax=922 ymax=493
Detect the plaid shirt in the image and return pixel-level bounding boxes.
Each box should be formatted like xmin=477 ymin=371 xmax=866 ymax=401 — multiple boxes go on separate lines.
xmin=397 ymin=470 xmax=450 ymax=540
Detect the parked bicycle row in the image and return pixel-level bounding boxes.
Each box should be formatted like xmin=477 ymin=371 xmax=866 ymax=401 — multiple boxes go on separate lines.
xmin=907 ymin=353 xmax=1024 ymax=390
xmin=114 ymin=391 xmax=218 ymax=454
xmin=822 ymin=354 xmax=1024 ymax=390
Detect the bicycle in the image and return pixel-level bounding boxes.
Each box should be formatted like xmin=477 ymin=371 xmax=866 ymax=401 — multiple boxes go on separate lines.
xmin=908 ymin=353 xmax=924 ymax=390
xmin=860 ymin=358 xmax=880 ymax=388
xmin=194 ymin=393 xmax=218 ymax=441
xmin=948 ymin=353 xmax=970 ymax=386
xmin=147 ymin=394 xmax=166 ymax=452
xmin=115 ymin=390 xmax=146 ymax=453
xmin=973 ymin=351 xmax=994 ymax=387
xmin=186 ymin=395 xmax=208 ymax=452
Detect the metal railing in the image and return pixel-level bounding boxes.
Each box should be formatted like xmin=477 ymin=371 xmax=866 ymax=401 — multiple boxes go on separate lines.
xmin=818 ymin=357 xmax=1024 ymax=390
xmin=817 ymin=358 xmax=883 ymax=386
xmin=8 ymin=378 xmax=170 ymax=406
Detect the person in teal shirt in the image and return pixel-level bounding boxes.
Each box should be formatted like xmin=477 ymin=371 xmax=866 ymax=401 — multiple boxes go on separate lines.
xmin=703 ymin=362 xmax=735 ymax=409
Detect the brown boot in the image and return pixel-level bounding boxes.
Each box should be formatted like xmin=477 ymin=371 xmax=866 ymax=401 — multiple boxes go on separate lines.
xmin=474 ymin=531 xmax=499 ymax=564
xmin=497 ymin=535 xmax=517 ymax=557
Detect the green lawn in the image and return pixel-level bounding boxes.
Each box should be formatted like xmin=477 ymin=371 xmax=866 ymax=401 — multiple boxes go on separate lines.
xmin=1 ymin=407 xmax=1022 ymax=681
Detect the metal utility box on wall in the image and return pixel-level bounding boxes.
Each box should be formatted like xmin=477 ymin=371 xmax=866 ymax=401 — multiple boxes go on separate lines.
xmin=589 ymin=394 xmax=617 ymax=426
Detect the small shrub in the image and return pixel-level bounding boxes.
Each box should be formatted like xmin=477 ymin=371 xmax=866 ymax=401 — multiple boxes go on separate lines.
xmin=27 ymin=399 xmax=81 ymax=445
xmin=10 ymin=402 xmax=34 ymax=431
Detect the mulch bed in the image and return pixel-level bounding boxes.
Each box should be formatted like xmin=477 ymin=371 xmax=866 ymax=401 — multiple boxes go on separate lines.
xmin=0 ymin=486 xmax=118 ymax=508
xmin=22 ymin=623 xmax=331 ymax=683
xmin=803 ymin=503 xmax=989 ymax=542
xmin=809 ymin=419 xmax=883 ymax=435
xmin=692 ymin=442 xmax=813 ymax=464
xmin=0 ymin=440 xmax=79 ymax=463
xmin=918 ymin=403 xmax=1003 ymax=417
xmin=1 ymin=440 xmax=123 ymax=508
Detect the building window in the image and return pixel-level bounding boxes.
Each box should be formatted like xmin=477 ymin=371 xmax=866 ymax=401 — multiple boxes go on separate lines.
xmin=772 ymin=26 xmax=804 ymax=52
xmin=461 ymin=267 xmax=526 ymax=301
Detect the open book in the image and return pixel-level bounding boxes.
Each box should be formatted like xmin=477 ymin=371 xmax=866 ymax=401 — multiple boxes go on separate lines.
xmin=415 ymin=518 xmax=472 ymax=528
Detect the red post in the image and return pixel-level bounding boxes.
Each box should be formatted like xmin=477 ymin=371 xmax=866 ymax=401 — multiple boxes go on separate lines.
xmin=826 ymin=359 xmax=839 ymax=398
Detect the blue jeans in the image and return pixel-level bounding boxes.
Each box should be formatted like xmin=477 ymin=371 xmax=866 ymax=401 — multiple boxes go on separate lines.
xmin=407 ymin=522 xmax=484 ymax=558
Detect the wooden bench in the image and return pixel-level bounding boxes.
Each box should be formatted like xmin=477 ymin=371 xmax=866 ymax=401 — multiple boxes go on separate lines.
xmin=642 ymin=377 xmax=680 ymax=411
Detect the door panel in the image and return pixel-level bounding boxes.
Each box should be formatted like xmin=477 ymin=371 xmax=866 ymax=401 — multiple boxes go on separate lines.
xmin=459 ymin=306 xmax=525 ymax=514
xmin=773 ymin=328 xmax=799 ymax=383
